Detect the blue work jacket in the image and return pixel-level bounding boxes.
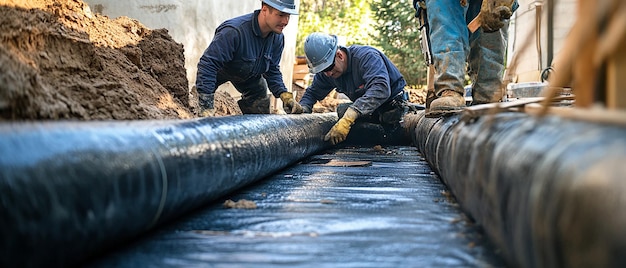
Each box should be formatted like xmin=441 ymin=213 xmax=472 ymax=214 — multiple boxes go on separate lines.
xmin=300 ymin=46 xmax=407 ymax=115
xmin=195 ymin=10 xmax=287 ymax=97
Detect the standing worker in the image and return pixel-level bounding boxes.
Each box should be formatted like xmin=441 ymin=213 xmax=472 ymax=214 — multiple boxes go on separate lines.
xmin=195 ymin=0 xmax=303 ymax=115
xmin=299 ymin=32 xmax=409 ymax=145
xmin=415 ymin=0 xmax=517 ymax=117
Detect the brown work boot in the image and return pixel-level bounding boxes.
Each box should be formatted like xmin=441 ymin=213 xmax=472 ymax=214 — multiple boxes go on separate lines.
xmin=425 ymin=90 xmax=465 ymax=118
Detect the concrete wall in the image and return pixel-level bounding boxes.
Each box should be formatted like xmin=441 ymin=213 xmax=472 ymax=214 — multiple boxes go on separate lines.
xmin=85 ymin=0 xmax=299 ymax=99
xmin=507 ymin=0 xmax=577 ymax=82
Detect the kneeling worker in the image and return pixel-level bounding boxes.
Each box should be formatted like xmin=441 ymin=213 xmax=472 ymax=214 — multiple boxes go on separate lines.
xmin=195 ymin=0 xmax=302 ymax=115
xmin=299 ymin=32 xmax=408 ymax=145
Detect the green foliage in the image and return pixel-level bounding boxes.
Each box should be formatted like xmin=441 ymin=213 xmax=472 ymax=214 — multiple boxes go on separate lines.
xmin=370 ymin=0 xmax=427 ymax=87
xmin=296 ymin=0 xmax=427 ymax=87
xmin=296 ymin=0 xmax=374 ymax=55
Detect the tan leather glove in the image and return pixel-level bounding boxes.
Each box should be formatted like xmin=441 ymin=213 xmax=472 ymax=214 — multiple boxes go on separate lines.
xmin=279 ymin=92 xmax=303 ymax=114
xmin=480 ymin=0 xmax=515 ymax=32
xmin=324 ymin=107 xmax=359 ymax=145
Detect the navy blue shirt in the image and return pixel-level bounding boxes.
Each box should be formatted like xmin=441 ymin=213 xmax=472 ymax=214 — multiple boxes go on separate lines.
xmin=300 ymin=46 xmax=407 ymax=115
xmin=196 ymin=10 xmax=287 ymax=97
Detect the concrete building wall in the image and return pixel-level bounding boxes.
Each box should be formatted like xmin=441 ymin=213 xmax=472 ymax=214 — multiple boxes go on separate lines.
xmin=550 ymin=0 xmax=577 ymax=66
xmin=507 ymin=0 xmax=577 ymax=82
xmin=84 ymin=0 xmax=299 ymax=99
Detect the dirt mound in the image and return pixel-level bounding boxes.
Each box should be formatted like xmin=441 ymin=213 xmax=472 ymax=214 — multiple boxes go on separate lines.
xmin=189 ymin=87 xmax=242 ymax=116
xmin=0 ymin=0 xmax=240 ymax=121
xmin=407 ymin=87 xmax=427 ymax=104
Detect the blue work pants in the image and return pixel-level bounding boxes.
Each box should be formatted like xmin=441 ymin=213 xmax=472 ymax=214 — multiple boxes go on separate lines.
xmin=425 ymin=0 xmax=509 ymax=104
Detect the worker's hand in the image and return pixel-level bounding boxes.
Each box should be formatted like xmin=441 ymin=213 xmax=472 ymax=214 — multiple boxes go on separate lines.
xmin=198 ymin=92 xmax=215 ymax=117
xmin=324 ymin=107 xmax=359 ymax=145
xmin=480 ymin=0 xmax=515 ymax=32
xmin=280 ymin=92 xmax=303 ymax=114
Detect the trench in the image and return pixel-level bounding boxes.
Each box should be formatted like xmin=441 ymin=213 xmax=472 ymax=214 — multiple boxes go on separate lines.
xmin=1 ymin=110 xmax=625 ymax=267
xmin=87 ymin=145 xmax=506 ymax=267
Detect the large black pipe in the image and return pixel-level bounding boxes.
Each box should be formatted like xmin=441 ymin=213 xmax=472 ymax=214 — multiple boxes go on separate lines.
xmin=0 ymin=114 xmax=336 ymax=268
xmin=407 ymin=111 xmax=626 ymax=268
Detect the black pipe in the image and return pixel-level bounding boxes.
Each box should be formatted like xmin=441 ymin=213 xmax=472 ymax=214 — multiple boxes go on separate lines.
xmin=547 ymin=0 xmax=554 ymax=68
xmin=0 ymin=114 xmax=336 ymax=268
xmin=408 ymin=111 xmax=626 ymax=268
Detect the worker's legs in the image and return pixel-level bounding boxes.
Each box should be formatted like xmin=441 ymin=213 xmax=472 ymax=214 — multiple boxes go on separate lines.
xmin=337 ymin=101 xmax=405 ymax=126
xmin=378 ymin=106 xmax=406 ymax=126
xmin=337 ymin=103 xmax=378 ymax=124
xmin=467 ymin=22 xmax=509 ymax=104
xmin=233 ymin=77 xmax=271 ymax=114
xmin=425 ymin=0 xmax=469 ymax=113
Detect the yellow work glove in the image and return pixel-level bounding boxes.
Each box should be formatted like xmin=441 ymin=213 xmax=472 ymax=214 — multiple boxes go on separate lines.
xmin=324 ymin=107 xmax=359 ymax=145
xmin=279 ymin=92 xmax=303 ymax=114
xmin=480 ymin=0 xmax=515 ymax=32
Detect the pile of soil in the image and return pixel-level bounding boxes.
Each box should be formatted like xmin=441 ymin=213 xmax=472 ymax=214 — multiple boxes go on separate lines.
xmin=0 ymin=0 xmax=240 ymax=121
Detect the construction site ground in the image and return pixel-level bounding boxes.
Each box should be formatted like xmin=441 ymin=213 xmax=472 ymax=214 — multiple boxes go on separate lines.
xmin=3 ymin=1 xmax=626 ymax=267
xmin=88 ymin=146 xmax=506 ymax=267
xmin=1 ymin=1 xmax=463 ymax=266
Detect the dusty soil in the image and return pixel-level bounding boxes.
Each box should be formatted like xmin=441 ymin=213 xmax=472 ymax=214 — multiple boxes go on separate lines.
xmin=0 ymin=0 xmax=241 ymax=121
xmin=223 ymin=199 xmax=257 ymax=209
xmin=407 ymin=87 xmax=427 ymax=105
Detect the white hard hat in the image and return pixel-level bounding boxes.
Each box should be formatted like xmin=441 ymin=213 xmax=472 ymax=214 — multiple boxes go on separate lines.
xmin=262 ymin=0 xmax=298 ymax=15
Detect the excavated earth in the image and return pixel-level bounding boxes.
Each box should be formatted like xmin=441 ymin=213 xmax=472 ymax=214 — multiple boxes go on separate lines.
xmin=0 ymin=0 xmax=242 ymax=120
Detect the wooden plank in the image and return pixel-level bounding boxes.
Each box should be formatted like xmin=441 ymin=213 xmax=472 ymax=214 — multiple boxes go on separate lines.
xmin=591 ymin=0 xmax=626 ymax=110
xmin=571 ymin=0 xmax=597 ymax=108
xmin=524 ymin=103 xmax=626 ymax=126
xmin=605 ymin=22 xmax=626 ymax=109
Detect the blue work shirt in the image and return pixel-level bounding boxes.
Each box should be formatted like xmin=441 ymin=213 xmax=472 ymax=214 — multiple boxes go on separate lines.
xmin=196 ymin=10 xmax=287 ymax=98
xmin=300 ymin=46 xmax=407 ymax=115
